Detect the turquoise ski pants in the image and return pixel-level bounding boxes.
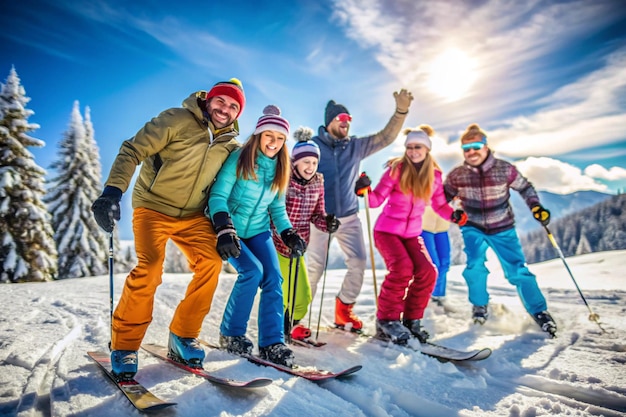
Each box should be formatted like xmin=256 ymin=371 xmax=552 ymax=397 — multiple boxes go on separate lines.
xmin=461 ymin=226 xmax=547 ymax=315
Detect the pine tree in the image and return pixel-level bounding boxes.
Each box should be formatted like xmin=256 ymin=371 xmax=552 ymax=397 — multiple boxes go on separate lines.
xmin=0 ymin=67 xmax=57 ymax=282
xmin=45 ymin=102 xmax=109 ymax=278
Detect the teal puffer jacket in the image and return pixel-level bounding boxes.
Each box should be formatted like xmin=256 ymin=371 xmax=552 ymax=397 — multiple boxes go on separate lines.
xmin=208 ymin=148 xmax=292 ymax=239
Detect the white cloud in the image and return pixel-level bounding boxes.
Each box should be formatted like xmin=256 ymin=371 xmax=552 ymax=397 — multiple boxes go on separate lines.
xmin=487 ymin=49 xmax=626 ymax=158
xmin=584 ymin=164 xmax=626 ymax=181
xmin=514 ymin=156 xmax=608 ymax=194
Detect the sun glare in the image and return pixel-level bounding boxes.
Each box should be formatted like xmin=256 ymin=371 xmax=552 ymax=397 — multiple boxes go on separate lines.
xmin=426 ymin=48 xmax=477 ymax=101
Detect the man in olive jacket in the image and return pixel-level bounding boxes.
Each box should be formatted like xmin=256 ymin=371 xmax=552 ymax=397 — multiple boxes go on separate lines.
xmin=307 ymin=89 xmax=414 ymax=331
xmin=91 ymin=78 xmax=245 ymax=379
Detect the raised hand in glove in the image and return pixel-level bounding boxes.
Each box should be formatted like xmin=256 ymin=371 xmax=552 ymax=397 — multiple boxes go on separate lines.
xmin=212 ymin=211 xmax=241 ymax=260
xmin=91 ymin=186 xmax=122 ymax=233
xmin=281 ymin=228 xmax=306 ymax=257
xmin=450 ymin=209 xmax=468 ymax=226
xmin=393 ymin=88 xmax=414 ymax=114
xmin=325 ymin=214 xmax=341 ymax=234
xmin=354 ymin=172 xmax=371 ymax=197
xmin=531 ymin=204 xmax=550 ymax=226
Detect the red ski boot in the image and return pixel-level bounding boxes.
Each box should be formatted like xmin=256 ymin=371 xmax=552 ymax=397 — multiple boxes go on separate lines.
xmin=334 ymin=297 xmax=363 ymax=332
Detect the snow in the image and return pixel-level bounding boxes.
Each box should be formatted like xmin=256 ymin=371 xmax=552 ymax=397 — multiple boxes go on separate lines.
xmin=1 ymin=250 xmax=625 ymax=417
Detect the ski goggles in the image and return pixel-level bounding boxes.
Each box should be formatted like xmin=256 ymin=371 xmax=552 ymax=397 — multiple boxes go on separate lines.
xmin=335 ymin=113 xmax=352 ymax=123
xmin=462 ymin=142 xmax=486 ymax=152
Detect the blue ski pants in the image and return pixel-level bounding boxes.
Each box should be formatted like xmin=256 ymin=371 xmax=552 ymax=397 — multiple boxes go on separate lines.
xmin=221 ymin=231 xmax=284 ymax=348
xmin=421 ymin=230 xmax=451 ymax=297
xmin=461 ymin=226 xmax=547 ymax=315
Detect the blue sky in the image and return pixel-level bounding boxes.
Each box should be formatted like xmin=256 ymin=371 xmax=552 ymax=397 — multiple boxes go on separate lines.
xmin=2 ymin=0 xmax=626 ymax=239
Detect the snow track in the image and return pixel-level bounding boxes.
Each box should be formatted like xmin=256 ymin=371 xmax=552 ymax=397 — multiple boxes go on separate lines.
xmin=9 ymin=299 xmax=82 ymax=417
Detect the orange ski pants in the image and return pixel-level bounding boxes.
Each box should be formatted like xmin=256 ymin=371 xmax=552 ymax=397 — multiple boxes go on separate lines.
xmin=111 ymin=207 xmax=222 ymax=351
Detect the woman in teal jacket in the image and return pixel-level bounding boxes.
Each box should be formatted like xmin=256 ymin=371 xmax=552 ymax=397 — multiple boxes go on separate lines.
xmin=207 ymin=105 xmax=306 ymax=367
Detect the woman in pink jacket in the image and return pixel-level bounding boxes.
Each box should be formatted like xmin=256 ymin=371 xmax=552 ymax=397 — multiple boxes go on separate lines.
xmin=355 ymin=125 xmax=467 ymax=344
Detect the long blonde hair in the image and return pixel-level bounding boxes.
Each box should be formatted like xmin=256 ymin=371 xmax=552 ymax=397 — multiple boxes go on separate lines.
xmin=236 ymin=133 xmax=290 ymax=194
xmin=387 ymin=124 xmax=440 ymax=201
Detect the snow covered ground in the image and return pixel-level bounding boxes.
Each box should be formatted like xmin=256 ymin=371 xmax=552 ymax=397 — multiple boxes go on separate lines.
xmin=1 ymin=249 xmax=625 ymax=417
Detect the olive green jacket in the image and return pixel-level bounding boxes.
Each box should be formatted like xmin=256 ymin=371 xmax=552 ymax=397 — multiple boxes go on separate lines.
xmin=104 ymin=92 xmax=240 ymax=217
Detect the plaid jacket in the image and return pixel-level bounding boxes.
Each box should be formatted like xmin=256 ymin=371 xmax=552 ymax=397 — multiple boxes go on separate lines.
xmin=444 ymin=151 xmax=540 ymax=235
xmin=272 ymin=168 xmax=328 ymax=257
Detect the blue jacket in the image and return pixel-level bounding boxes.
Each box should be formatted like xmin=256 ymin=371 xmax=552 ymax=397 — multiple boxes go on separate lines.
xmin=208 ymin=149 xmax=292 ymax=239
xmin=312 ymin=111 xmax=408 ymax=218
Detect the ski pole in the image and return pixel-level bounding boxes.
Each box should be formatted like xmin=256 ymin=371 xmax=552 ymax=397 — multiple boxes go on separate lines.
xmin=313 ymin=231 xmax=333 ymax=340
xmin=286 ymin=255 xmax=295 ymax=344
xmin=108 ymin=231 xmax=114 ymax=350
xmin=288 ymin=253 xmax=301 ymax=343
xmin=543 ymin=225 xmax=605 ymax=333
xmin=363 ymin=189 xmax=379 ymax=308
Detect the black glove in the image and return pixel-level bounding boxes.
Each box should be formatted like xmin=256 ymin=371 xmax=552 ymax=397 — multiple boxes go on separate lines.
xmin=450 ymin=209 xmax=468 ymax=226
xmin=281 ymin=228 xmax=306 ymax=257
xmin=354 ymin=172 xmax=371 ymax=197
xmin=325 ymin=214 xmax=341 ymax=234
xmin=531 ymin=204 xmax=550 ymax=226
xmin=212 ymin=211 xmax=241 ymax=260
xmin=91 ymin=186 xmax=122 ymax=233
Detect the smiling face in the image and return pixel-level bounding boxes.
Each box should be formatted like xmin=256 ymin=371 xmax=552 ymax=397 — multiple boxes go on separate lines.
xmin=259 ymin=130 xmax=286 ymax=158
xmin=294 ymin=156 xmax=319 ymax=180
xmin=462 ymin=136 xmax=489 ymax=166
xmin=206 ymin=95 xmax=240 ymax=129
xmin=405 ymin=143 xmax=428 ymax=163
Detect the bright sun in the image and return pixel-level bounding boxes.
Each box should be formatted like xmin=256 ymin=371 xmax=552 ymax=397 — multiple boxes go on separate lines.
xmin=426 ymin=48 xmax=477 ymax=101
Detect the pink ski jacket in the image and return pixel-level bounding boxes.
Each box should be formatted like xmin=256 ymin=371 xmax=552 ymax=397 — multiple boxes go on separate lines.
xmin=367 ymin=165 xmax=453 ymax=239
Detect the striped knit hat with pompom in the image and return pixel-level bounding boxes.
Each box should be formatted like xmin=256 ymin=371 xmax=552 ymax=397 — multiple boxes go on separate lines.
xmin=253 ymin=105 xmax=290 ymax=137
xmin=292 ymin=127 xmax=320 ymax=162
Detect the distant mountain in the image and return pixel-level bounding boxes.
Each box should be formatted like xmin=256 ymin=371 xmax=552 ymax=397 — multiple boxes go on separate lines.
xmin=448 ymin=190 xmax=616 ymax=265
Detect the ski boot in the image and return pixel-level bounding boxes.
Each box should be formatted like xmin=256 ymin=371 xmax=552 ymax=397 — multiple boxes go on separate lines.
xmin=219 ymin=334 xmax=254 ymax=355
xmin=472 ymin=304 xmax=489 ymax=325
xmin=259 ymin=343 xmax=295 ymax=368
xmin=168 ymin=332 xmax=205 ymax=368
xmin=110 ymin=350 xmax=138 ymax=381
xmin=532 ymin=311 xmax=557 ymax=337
xmin=402 ymin=319 xmax=430 ymax=343
xmin=375 ymin=319 xmax=411 ymax=345
xmin=334 ymin=297 xmax=363 ymax=332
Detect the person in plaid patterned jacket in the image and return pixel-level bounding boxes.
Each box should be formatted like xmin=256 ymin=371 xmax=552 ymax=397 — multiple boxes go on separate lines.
xmin=443 ymin=123 xmax=557 ymax=336
xmin=272 ymin=127 xmax=340 ymax=341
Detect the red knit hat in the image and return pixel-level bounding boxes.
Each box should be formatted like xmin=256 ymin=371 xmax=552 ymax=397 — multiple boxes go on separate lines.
xmin=205 ymin=78 xmax=245 ymax=118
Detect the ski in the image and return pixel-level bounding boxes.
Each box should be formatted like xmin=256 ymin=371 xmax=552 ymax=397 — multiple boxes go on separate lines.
xmin=330 ymin=327 xmax=492 ymax=362
xmin=199 ymin=340 xmax=361 ymax=381
xmin=290 ymin=337 xmax=327 ymax=348
xmin=87 ymin=351 xmax=176 ymax=412
xmin=402 ymin=339 xmax=492 ymax=362
xmin=141 ymin=343 xmax=273 ymax=388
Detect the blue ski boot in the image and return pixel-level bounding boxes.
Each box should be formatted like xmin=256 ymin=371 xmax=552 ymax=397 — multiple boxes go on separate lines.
xmin=110 ymin=350 xmax=138 ymax=380
xmin=168 ymin=332 xmax=205 ymax=368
